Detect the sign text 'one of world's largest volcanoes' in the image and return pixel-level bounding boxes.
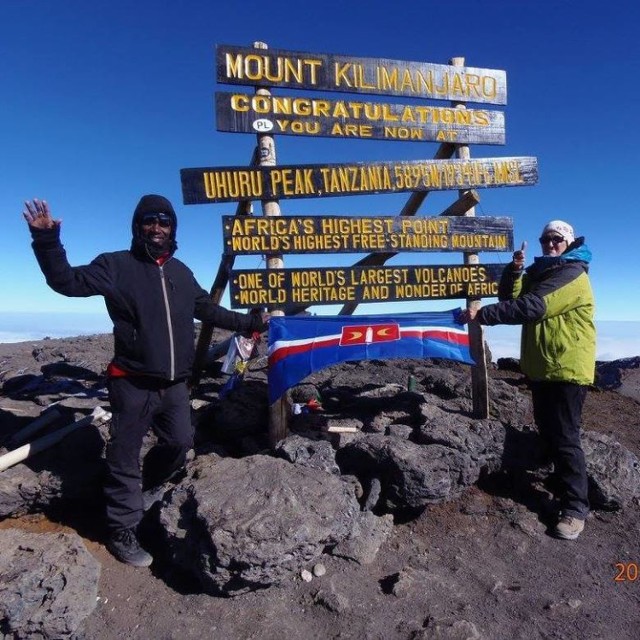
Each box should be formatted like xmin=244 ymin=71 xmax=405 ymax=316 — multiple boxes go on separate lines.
xmin=216 ymin=45 xmax=507 ymax=105
xmin=180 ymin=157 xmax=537 ymax=204
xmin=229 ymin=264 xmax=505 ymax=309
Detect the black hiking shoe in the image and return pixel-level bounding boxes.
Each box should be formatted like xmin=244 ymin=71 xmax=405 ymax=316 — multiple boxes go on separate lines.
xmin=142 ymin=465 xmax=188 ymax=510
xmin=107 ymin=527 xmax=153 ymax=567
xmin=142 ymin=485 xmax=168 ymax=511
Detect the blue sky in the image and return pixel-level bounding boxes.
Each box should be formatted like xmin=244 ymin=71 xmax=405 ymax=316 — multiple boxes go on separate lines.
xmin=1 ymin=1 xmax=639 ymax=355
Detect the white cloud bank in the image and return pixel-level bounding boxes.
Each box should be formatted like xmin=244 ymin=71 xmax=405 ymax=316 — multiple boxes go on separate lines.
xmin=484 ymin=322 xmax=640 ymax=362
xmin=1 ymin=314 xmax=638 ymax=363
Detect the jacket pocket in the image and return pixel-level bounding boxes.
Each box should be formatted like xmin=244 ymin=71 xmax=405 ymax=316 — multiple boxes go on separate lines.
xmin=113 ymin=323 xmax=138 ymax=359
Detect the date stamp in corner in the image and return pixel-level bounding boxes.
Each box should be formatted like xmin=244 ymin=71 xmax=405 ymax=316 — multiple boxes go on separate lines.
xmin=614 ymin=562 xmax=639 ymax=582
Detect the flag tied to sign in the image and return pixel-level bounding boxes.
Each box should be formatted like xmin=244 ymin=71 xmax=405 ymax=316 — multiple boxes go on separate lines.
xmin=267 ymin=309 xmax=472 ymax=403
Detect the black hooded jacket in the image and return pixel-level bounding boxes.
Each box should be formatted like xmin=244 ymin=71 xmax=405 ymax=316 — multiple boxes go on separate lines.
xmin=29 ymin=196 xmax=262 ymax=380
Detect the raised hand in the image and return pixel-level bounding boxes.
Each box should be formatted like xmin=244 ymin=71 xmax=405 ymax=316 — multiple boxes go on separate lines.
xmin=23 ymin=199 xmax=61 ymax=230
xmin=512 ymin=240 xmax=527 ymax=271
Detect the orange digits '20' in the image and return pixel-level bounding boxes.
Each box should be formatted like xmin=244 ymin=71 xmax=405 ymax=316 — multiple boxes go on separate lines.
xmin=614 ymin=563 xmax=639 ymax=582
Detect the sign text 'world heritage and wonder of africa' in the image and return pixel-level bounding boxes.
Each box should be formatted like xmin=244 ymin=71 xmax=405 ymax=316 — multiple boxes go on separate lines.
xmin=229 ymin=264 xmax=505 ymax=309
xmin=216 ymin=45 xmax=507 ymax=105
xmin=215 ymin=92 xmax=506 ymax=145
xmin=181 ymin=157 xmax=537 ymax=204
xmin=222 ymin=215 xmax=513 ymax=255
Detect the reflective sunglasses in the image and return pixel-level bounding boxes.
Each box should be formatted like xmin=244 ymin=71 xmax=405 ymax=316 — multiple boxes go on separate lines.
xmin=141 ymin=212 xmax=172 ymax=228
xmin=539 ymin=235 xmax=565 ymax=245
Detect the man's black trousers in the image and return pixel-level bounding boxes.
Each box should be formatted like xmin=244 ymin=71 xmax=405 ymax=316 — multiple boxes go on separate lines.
xmin=104 ymin=377 xmax=193 ymax=532
xmin=530 ymin=380 xmax=589 ymax=519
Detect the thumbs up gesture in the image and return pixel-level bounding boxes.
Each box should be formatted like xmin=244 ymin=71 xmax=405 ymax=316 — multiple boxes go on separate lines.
xmin=512 ymin=241 xmax=527 ymax=271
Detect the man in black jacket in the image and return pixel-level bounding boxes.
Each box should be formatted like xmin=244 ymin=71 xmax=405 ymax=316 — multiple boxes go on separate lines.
xmin=24 ymin=194 xmax=267 ymax=567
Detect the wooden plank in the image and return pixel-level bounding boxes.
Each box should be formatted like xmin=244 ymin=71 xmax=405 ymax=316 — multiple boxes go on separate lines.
xmin=451 ymin=55 xmax=489 ymax=420
xmin=269 ymin=395 xmax=289 ymax=448
xmin=468 ymin=320 xmax=488 ymax=417
xmin=222 ymin=215 xmax=513 ymax=255
xmin=216 ymin=45 xmax=507 ymax=105
xmin=325 ymin=425 xmax=359 ymax=433
xmin=248 ymin=41 xmax=289 ymax=448
xmin=335 ymin=142 xmax=457 ymax=317
xmin=190 ymin=253 xmax=236 ymax=389
xmin=189 ymin=150 xmax=257 ymax=389
xmin=440 ymin=190 xmax=480 ymax=216
xmin=215 ymin=91 xmax=506 ymax=145
xmin=181 ymin=156 xmax=538 ymax=204
xmin=229 ymin=264 xmax=505 ymax=309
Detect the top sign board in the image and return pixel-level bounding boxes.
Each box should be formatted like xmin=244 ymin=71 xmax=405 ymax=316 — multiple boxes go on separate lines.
xmin=216 ymin=45 xmax=507 ymax=106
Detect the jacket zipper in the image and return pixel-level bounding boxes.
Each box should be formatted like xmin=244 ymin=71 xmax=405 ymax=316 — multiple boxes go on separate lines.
xmin=159 ymin=265 xmax=176 ymax=380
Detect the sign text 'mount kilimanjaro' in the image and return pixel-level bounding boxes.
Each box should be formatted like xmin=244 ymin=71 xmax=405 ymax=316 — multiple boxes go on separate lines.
xmin=216 ymin=45 xmax=507 ymax=105
xmin=222 ymin=215 xmax=513 ymax=255
xmin=181 ymin=157 xmax=537 ymax=204
xmin=216 ymin=92 xmax=506 ymax=145
xmin=229 ymin=264 xmax=505 ymax=309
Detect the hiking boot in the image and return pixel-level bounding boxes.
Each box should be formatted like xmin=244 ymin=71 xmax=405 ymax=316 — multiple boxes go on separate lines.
xmin=107 ymin=527 xmax=153 ymax=567
xmin=142 ymin=485 xmax=167 ymax=511
xmin=142 ymin=465 xmax=187 ymax=492
xmin=553 ymin=514 xmax=585 ymax=540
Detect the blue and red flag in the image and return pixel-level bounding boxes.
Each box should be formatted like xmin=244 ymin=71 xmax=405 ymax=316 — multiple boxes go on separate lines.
xmin=267 ymin=309 xmax=472 ymax=403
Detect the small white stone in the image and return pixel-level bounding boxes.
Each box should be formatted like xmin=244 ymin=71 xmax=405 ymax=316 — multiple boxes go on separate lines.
xmin=300 ymin=569 xmax=313 ymax=582
xmin=313 ymin=563 xmax=326 ymax=577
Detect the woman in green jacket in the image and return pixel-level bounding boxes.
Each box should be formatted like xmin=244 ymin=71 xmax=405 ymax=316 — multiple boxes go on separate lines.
xmin=460 ymin=220 xmax=595 ymax=540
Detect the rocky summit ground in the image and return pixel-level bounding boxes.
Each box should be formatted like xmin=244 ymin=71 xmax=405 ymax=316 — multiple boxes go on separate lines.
xmin=1 ymin=330 xmax=639 ymax=640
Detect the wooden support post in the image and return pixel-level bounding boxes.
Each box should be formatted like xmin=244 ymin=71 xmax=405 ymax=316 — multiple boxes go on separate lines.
xmin=451 ymin=56 xmax=489 ymax=419
xmin=334 ymin=142 xmax=456 ymax=316
xmin=190 ymin=149 xmax=257 ymax=390
xmin=281 ymin=143 xmax=456 ymax=318
xmin=440 ymin=190 xmax=480 ymax=216
xmin=251 ymin=42 xmax=288 ymax=448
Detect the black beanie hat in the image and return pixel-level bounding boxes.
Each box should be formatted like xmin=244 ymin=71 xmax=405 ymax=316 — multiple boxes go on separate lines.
xmin=131 ymin=194 xmax=178 ymax=254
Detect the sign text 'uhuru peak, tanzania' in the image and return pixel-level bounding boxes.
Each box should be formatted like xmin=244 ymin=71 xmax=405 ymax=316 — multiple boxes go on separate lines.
xmin=222 ymin=215 xmax=513 ymax=255
xmin=215 ymin=92 xmax=506 ymax=144
xmin=229 ymin=264 xmax=505 ymax=309
xmin=216 ymin=45 xmax=507 ymax=105
xmin=181 ymin=157 xmax=537 ymax=204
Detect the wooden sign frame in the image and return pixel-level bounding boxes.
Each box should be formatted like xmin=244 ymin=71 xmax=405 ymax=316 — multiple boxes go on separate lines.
xmin=187 ymin=42 xmax=536 ymax=434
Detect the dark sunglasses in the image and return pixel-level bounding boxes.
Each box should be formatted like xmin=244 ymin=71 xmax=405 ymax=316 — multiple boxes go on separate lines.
xmin=539 ymin=235 xmax=565 ymax=245
xmin=141 ymin=213 xmax=172 ymax=228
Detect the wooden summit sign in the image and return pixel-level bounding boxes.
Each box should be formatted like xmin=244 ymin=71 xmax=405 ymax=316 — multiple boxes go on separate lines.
xmin=229 ymin=264 xmax=505 ymax=309
xmin=181 ymin=156 xmax=537 ymax=204
xmin=215 ymin=92 xmax=506 ymax=144
xmin=222 ymin=215 xmax=513 ymax=255
xmin=216 ymin=45 xmax=507 ymax=105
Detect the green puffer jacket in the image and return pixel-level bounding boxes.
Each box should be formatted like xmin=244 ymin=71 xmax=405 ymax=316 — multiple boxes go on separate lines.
xmin=477 ymin=238 xmax=596 ymax=384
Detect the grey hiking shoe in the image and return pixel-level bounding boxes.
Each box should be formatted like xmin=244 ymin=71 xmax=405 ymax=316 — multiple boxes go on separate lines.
xmin=553 ymin=514 xmax=585 ymax=540
xmin=107 ymin=527 xmax=153 ymax=567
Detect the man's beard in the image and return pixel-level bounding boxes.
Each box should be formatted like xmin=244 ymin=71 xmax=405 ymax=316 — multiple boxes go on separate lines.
xmin=141 ymin=225 xmax=172 ymax=256
xmin=144 ymin=239 xmax=170 ymax=259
